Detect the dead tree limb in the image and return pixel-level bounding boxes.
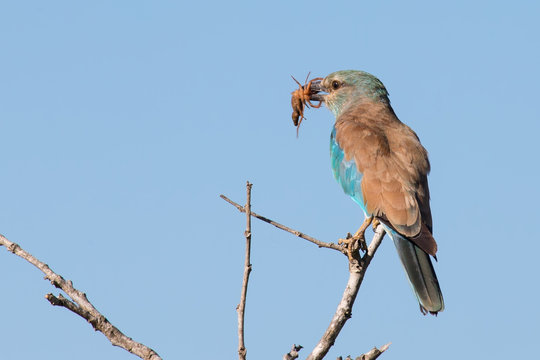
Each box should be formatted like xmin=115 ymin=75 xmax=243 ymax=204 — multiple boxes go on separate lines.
xmin=0 ymin=234 xmax=161 ymax=360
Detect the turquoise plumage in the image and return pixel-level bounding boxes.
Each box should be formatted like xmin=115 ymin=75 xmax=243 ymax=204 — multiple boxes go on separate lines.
xmin=330 ymin=127 xmax=366 ymax=213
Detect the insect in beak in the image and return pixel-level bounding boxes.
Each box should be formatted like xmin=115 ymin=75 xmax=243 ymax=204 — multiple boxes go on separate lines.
xmin=308 ymin=80 xmax=327 ymax=103
xmin=290 ymin=74 xmax=324 ymax=136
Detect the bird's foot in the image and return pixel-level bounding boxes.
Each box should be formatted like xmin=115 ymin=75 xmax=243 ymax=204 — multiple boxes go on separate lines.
xmin=338 ymin=217 xmax=373 ymax=261
xmin=372 ymin=218 xmax=380 ymax=232
xmin=354 ymin=216 xmax=373 ymax=252
xmin=338 ymin=232 xmax=366 ymax=262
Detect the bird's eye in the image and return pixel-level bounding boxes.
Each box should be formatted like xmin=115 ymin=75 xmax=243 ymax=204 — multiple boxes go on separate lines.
xmin=331 ymin=80 xmax=341 ymax=90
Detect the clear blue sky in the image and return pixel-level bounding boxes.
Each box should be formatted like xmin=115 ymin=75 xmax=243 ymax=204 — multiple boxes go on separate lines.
xmin=1 ymin=1 xmax=539 ymax=359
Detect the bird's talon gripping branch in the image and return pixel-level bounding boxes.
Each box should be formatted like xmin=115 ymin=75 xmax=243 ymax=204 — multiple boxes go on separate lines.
xmin=371 ymin=218 xmax=380 ymax=232
xmin=355 ymin=216 xmax=374 ymax=251
xmin=358 ymin=235 xmax=368 ymax=253
xmin=338 ymin=216 xmax=375 ymax=261
xmin=338 ymin=233 xmax=359 ymax=262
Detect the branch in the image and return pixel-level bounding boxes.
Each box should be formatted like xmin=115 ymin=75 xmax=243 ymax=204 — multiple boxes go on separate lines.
xmin=338 ymin=343 xmax=391 ymax=360
xmin=283 ymin=344 xmax=303 ymax=360
xmin=306 ymin=225 xmax=386 ymax=360
xmin=220 ymin=195 xmax=345 ymax=254
xmin=356 ymin=342 xmax=391 ymax=360
xmin=222 ymin=192 xmax=390 ymax=359
xmin=237 ymin=182 xmax=253 ymax=360
xmin=0 ymin=234 xmax=161 ymax=360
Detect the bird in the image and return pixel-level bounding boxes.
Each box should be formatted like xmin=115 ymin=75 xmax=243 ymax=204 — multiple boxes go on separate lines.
xmin=308 ymin=70 xmax=444 ymax=315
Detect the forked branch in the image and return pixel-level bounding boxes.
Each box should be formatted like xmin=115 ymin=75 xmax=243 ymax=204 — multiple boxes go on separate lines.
xmin=221 ymin=190 xmax=390 ymax=360
xmin=0 ymin=234 xmax=161 ymax=360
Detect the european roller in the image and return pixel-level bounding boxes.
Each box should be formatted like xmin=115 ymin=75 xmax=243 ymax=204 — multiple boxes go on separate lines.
xmin=308 ymin=70 xmax=444 ymax=315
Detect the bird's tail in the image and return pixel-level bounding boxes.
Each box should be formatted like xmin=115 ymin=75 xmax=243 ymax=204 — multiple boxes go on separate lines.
xmin=390 ymin=231 xmax=444 ymax=315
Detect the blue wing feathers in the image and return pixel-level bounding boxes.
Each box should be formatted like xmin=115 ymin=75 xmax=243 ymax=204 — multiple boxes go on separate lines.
xmin=330 ymin=127 xmax=369 ymax=215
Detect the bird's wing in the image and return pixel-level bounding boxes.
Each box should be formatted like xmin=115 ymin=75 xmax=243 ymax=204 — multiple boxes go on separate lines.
xmin=333 ymin=105 xmax=437 ymax=256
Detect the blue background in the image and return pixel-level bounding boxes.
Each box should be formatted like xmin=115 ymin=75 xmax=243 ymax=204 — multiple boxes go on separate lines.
xmin=1 ymin=1 xmax=539 ymax=359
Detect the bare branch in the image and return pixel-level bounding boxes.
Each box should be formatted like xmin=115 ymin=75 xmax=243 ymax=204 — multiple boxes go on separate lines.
xmin=356 ymin=342 xmax=391 ymax=360
xmin=306 ymin=225 xmax=386 ymax=360
xmin=237 ymin=182 xmax=253 ymax=360
xmin=220 ymin=194 xmax=345 ymax=254
xmin=283 ymin=344 xmax=303 ymax=360
xmin=222 ymin=192 xmax=390 ymax=359
xmin=0 ymin=234 xmax=161 ymax=360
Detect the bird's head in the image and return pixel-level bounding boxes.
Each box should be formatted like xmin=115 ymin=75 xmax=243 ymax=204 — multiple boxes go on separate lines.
xmin=310 ymin=70 xmax=390 ymax=117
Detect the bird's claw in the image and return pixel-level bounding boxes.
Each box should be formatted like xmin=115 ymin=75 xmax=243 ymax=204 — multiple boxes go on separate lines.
xmin=338 ymin=232 xmax=367 ymax=261
xmin=338 ymin=216 xmax=374 ymax=261
xmin=372 ymin=218 xmax=380 ymax=232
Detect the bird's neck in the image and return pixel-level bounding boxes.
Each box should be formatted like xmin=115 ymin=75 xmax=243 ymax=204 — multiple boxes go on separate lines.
xmin=329 ymin=97 xmax=391 ymax=119
xmin=327 ymin=91 xmax=390 ymax=119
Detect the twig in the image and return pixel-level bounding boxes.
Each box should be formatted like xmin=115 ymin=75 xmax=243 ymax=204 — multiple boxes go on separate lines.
xmin=356 ymin=342 xmax=391 ymax=360
xmin=237 ymin=182 xmax=253 ymax=360
xmin=220 ymin=194 xmax=345 ymax=254
xmin=306 ymin=225 xmax=386 ymax=360
xmin=0 ymin=234 xmax=161 ymax=360
xmin=283 ymin=344 xmax=303 ymax=360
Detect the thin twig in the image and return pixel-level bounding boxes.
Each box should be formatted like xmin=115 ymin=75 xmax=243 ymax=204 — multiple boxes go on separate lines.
xmin=0 ymin=234 xmax=161 ymax=360
xmin=306 ymin=225 xmax=387 ymax=360
xmin=237 ymin=182 xmax=253 ymax=360
xmin=283 ymin=344 xmax=303 ymax=360
xmin=220 ymin=194 xmax=345 ymax=254
xmin=356 ymin=342 xmax=391 ymax=360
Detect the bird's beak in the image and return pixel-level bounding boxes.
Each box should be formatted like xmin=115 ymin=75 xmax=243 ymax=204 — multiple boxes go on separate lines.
xmin=309 ymin=79 xmax=327 ymax=102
